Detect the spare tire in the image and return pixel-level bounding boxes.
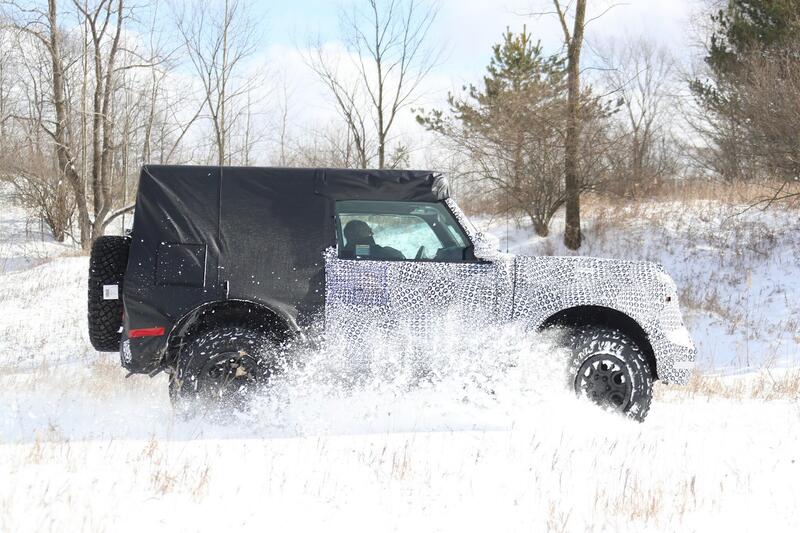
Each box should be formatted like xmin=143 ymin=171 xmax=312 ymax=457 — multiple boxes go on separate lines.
xmin=88 ymin=235 xmax=130 ymax=351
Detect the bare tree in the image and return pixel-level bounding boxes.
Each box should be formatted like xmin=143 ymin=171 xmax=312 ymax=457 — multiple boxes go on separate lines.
xmin=175 ymin=0 xmax=259 ymax=166
xmin=600 ymin=37 xmax=680 ymax=196
xmin=2 ymin=0 xmax=193 ymax=246
xmin=0 ymin=28 xmax=16 ymax=193
xmin=306 ymin=0 xmax=438 ymax=169
xmin=3 ymin=0 xmax=94 ymax=247
xmin=306 ymin=43 xmax=372 ymax=168
xmin=734 ymin=40 xmax=800 ymax=205
xmin=275 ymin=76 xmax=291 ymax=166
xmin=0 ymin=29 xmax=12 ymax=148
xmin=0 ymin=27 xmax=75 ymax=241
xmin=72 ymin=0 xmax=126 ymax=241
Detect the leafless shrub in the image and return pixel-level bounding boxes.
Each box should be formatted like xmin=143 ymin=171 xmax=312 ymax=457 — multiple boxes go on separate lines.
xmin=2 ymin=155 xmax=74 ymax=242
xmin=734 ymin=41 xmax=800 ymax=205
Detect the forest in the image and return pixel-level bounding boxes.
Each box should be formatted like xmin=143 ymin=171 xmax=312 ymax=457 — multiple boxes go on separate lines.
xmin=0 ymin=0 xmax=796 ymax=249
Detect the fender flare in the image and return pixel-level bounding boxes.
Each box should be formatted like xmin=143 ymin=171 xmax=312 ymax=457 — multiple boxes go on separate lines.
xmin=163 ymin=299 xmax=300 ymax=365
xmin=538 ymin=305 xmax=659 ymax=380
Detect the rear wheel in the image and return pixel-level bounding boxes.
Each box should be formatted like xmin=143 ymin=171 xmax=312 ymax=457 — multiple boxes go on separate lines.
xmin=87 ymin=236 xmax=130 ymax=352
xmin=567 ymin=327 xmax=653 ymax=422
xmin=170 ymin=326 xmax=280 ymax=416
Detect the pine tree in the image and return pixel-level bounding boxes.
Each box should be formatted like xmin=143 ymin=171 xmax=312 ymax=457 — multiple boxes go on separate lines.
xmin=419 ymin=27 xmax=570 ymax=237
xmin=694 ymin=0 xmax=800 ymax=106
xmin=691 ymin=0 xmax=800 ymax=185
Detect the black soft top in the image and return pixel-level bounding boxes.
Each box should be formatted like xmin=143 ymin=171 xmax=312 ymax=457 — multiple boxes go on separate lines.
xmin=122 ymin=165 xmax=449 ymax=372
xmin=139 ymin=164 xmax=449 ymax=203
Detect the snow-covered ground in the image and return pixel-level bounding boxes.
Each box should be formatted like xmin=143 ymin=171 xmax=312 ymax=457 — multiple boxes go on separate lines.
xmin=1 ymin=190 xmax=799 ymax=532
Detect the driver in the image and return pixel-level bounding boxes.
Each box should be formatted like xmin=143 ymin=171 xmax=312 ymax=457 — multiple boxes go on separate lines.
xmin=342 ymin=220 xmax=404 ymax=260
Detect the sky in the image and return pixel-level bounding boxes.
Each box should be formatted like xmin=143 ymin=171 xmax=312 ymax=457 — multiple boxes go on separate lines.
xmin=261 ymin=0 xmax=702 ymax=81
xmin=192 ymin=0 xmax=709 ymax=164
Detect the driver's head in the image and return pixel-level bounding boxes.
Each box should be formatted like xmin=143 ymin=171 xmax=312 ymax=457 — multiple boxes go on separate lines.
xmin=343 ymin=219 xmax=375 ymax=247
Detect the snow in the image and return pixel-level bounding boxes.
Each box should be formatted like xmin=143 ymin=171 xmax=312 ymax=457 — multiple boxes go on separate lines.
xmin=1 ymin=190 xmax=800 ymax=531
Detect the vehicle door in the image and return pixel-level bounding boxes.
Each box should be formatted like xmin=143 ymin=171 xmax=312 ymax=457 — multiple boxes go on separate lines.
xmin=325 ymin=200 xmax=499 ymax=334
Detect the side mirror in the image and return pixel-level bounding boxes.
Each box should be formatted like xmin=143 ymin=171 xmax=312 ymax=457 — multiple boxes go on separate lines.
xmin=472 ymin=231 xmax=500 ymax=260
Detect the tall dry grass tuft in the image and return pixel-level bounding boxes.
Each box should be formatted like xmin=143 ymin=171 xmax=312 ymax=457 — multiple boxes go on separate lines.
xmin=546 ymin=501 xmax=572 ymax=533
xmin=391 ymin=441 xmax=412 ymax=481
xmin=658 ymin=369 xmax=800 ymax=401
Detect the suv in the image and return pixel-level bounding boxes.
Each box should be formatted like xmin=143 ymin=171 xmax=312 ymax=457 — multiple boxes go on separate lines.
xmin=88 ymin=165 xmax=695 ymax=421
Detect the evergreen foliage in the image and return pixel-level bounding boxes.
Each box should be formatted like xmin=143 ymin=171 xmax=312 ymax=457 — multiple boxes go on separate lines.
xmin=418 ymin=27 xmax=609 ymax=237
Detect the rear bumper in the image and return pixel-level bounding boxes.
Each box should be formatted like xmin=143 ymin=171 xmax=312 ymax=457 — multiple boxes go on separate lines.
xmin=119 ymin=335 xmax=165 ymax=374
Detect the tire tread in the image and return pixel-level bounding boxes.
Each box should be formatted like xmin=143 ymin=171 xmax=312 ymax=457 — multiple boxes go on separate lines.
xmin=87 ymin=236 xmax=130 ymax=352
xmin=567 ymin=326 xmax=654 ymax=422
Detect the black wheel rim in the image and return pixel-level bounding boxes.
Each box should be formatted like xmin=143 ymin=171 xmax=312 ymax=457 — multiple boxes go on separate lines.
xmin=574 ymin=354 xmax=633 ymax=412
xmin=195 ymin=350 xmax=262 ymax=409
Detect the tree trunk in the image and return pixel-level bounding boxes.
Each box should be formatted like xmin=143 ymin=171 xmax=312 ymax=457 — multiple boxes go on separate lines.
xmin=533 ymin=219 xmax=550 ymax=237
xmin=48 ymin=0 xmax=91 ymax=250
xmin=219 ymin=0 xmax=229 ymax=166
xmin=94 ymin=0 xmax=124 ymax=241
xmin=563 ymin=0 xmax=586 ymax=250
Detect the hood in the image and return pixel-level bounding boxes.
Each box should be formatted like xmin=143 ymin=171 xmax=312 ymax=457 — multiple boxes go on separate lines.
xmin=514 ymin=253 xmax=672 ymax=287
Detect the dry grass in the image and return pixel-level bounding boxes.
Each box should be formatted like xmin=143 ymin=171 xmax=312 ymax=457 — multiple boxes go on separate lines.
xmin=462 ymin=180 xmax=800 ymax=224
xmin=0 ymin=355 xmax=162 ymax=400
xmin=657 ymin=369 xmax=800 ymax=401
xmin=583 ymin=182 xmax=798 ymax=230
xmin=586 ymin=179 xmax=800 ymax=208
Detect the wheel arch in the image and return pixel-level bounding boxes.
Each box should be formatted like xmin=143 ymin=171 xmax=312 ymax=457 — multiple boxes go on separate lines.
xmin=164 ymin=299 xmax=296 ymax=366
xmin=538 ymin=305 xmax=658 ymax=380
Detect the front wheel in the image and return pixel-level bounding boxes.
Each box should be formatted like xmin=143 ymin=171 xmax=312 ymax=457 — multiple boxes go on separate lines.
xmin=567 ymin=327 xmax=653 ymax=422
xmin=170 ymin=326 xmax=280 ymax=416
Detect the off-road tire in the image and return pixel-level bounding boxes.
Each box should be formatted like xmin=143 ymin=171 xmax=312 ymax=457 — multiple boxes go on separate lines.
xmin=170 ymin=326 xmax=280 ymax=416
xmin=567 ymin=327 xmax=653 ymax=422
xmin=88 ymin=235 xmax=130 ymax=352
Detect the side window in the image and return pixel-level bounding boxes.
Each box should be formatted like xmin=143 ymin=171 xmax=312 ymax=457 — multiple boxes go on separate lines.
xmin=335 ymin=200 xmax=472 ymax=262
